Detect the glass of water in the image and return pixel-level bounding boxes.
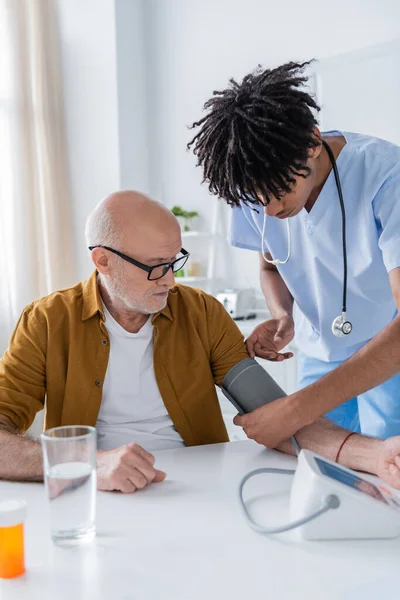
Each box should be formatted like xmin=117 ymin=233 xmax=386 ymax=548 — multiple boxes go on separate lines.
xmin=41 ymin=426 xmax=97 ymax=544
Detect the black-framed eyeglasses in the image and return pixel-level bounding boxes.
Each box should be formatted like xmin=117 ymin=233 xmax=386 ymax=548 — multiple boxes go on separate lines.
xmin=88 ymin=245 xmax=190 ymax=281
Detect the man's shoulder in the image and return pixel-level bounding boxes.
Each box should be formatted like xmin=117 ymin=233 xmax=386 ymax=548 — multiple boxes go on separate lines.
xmin=165 ymin=284 xmax=233 ymax=326
xmin=164 ymin=285 xmax=244 ymax=348
xmin=24 ymin=279 xmax=88 ymax=322
xmin=167 ymin=284 xmax=220 ymax=312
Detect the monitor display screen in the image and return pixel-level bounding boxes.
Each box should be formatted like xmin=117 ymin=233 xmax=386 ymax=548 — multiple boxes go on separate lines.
xmin=315 ymin=457 xmax=388 ymax=504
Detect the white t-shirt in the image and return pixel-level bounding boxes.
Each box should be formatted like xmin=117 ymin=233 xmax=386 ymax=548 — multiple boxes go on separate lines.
xmin=96 ymin=306 xmax=184 ymax=452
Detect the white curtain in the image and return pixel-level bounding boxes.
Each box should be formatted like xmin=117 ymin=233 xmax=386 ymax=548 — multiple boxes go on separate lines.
xmin=0 ymin=0 xmax=76 ymax=352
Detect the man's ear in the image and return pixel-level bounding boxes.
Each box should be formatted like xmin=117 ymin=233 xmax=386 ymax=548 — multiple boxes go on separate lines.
xmin=90 ymin=247 xmax=110 ymax=275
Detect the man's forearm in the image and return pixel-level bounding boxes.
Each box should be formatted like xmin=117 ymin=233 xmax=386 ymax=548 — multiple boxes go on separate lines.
xmin=277 ymin=418 xmax=381 ymax=475
xmin=0 ymin=429 xmax=44 ymax=482
xmin=260 ymin=266 xmax=294 ymax=318
xmin=293 ymin=315 xmax=400 ymax=427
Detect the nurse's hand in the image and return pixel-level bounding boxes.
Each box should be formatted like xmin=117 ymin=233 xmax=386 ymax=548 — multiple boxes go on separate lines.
xmin=376 ymin=437 xmax=400 ymax=489
xmin=233 ymin=396 xmax=297 ymax=448
xmin=246 ymin=316 xmax=295 ymax=361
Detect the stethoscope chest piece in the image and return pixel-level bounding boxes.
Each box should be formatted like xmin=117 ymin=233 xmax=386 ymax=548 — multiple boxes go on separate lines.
xmin=332 ymin=313 xmax=353 ymax=338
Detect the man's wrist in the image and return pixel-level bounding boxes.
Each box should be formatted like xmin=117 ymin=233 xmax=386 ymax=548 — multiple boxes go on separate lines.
xmin=338 ymin=433 xmax=382 ymax=475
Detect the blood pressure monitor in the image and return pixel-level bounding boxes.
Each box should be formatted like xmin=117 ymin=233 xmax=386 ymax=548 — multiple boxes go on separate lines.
xmin=239 ymin=449 xmax=400 ymax=540
xmin=230 ymin=359 xmax=400 ymax=540
xmin=290 ymin=450 xmax=400 ymax=540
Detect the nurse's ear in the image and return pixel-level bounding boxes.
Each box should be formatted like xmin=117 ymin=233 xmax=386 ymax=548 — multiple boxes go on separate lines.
xmin=307 ymin=127 xmax=323 ymax=159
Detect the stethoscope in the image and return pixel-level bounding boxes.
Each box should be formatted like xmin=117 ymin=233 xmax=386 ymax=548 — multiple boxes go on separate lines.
xmin=261 ymin=140 xmax=353 ymax=339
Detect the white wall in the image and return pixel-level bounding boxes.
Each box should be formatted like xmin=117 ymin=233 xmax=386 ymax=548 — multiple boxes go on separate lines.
xmin=55 ymin=0 xmax=400 ymax=287
xmin=115 ymin=0 xmax=150 ymax=192
xmin=56 ymin=0 xmax=153 ymax=281
xmin=144 ymin=0 xmax=400 ymax=290
xmin=55 ymin=0 xmax=121 ymax=281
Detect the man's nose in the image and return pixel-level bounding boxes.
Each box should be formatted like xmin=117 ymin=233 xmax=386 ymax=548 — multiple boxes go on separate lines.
xmin=159 ymin=266 xmax=176 ymax=286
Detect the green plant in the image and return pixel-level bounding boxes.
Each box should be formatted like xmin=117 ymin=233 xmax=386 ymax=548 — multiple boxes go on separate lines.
xmin=171 ymin=205 xmax=186 ymax=217
xmin=171 ymin=206 xmax=199 ymax=219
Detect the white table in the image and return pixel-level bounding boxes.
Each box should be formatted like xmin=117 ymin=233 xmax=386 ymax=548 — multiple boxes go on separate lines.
xmin=1 ymin=441 xmax=399 ymax=600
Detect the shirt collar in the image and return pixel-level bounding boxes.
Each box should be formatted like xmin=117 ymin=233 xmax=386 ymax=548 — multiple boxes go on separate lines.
xmin=153 ymin=301 xmax=173 ymax=323
xmin=81 ymin=271 xmax=105 ymax=322
xmin=81 ymin=270 xmax=174 ymax=323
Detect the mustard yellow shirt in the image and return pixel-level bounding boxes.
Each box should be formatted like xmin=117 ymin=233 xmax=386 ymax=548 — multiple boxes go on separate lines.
xmin=0 ymin=272 xmax=248 ymax=446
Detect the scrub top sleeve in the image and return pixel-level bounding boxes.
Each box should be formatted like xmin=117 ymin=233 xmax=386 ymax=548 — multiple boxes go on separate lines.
xmin=373 ymin=171 xmax=400 ymax=273
xmin=228 ymin=205 xmax=264 ymax=252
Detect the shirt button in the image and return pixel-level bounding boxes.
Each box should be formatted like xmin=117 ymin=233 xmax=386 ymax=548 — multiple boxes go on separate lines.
xmin=95 ymin=379 xmax=102 ymax=387
xmin=101 ymin=339 xmax=108 ymax=346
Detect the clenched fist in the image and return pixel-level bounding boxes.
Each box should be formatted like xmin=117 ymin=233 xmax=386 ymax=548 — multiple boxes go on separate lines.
xmin=97 ymin=442 xmax=166 ymax=493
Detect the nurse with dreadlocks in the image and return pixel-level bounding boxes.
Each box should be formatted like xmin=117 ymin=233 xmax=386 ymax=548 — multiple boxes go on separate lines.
xmin=188 ymin=61 xmax=400 ymax=451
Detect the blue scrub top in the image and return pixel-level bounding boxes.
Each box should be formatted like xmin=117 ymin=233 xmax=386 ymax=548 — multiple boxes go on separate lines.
xmin=229 ymin=131 xmax=400 ymax=362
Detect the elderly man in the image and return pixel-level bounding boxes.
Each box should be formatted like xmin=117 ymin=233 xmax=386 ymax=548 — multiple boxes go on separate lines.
xmin=1 ymin=191 xmax=400 ymax=494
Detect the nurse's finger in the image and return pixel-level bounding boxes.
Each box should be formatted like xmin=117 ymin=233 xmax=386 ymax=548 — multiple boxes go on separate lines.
xmin=245 ymin=336 xmax=256 ymax=358
xmin=233 ymin=414 xmax=245 ymax=426
xmin=268 ymin=351 xmax=294 ymax=361
xmin=253 ymin=349 xmax=292 ymax=361
xmin=258 ymin=350 xmax=282 ymax=360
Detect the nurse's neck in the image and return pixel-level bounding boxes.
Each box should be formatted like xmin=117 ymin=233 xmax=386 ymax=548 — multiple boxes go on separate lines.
xmin=305 ymin=135 xmax=346 ymax=213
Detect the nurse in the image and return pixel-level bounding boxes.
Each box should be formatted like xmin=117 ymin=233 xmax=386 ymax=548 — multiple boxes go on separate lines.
xmin=188 ymin=60 xmax=400 ymax=447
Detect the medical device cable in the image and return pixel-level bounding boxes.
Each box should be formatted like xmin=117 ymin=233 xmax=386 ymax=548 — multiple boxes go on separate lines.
xmin=238 ymin=437 xmax=340 ymax=534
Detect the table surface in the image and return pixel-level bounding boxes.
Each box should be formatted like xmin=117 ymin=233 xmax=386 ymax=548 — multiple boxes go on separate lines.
xmin=1 ymin=440 xmax=399 ymax=600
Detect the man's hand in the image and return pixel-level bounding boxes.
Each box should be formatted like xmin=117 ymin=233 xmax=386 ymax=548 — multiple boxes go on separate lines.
xmin=376 ymin=437 xmax=400 ymax=490
xmin=246 ymin=316 xmax=295 ymax=361
xmin=233 ymin=396 xmax=300 ymax=448
xmin=97 ymin=442 xmax=166 ymax=493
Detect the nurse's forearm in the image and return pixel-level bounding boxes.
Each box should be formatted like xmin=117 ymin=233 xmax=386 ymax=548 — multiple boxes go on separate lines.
xmin=260 ymin=262 xmax=294 ymax=318
xmin=296 ymin=314 xmax=400 ymax=426
xmin=277 ymin=417 xmax=381 ymax=475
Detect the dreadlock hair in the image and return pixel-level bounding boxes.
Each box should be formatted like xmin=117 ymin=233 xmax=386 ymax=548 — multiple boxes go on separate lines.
xmin=187 ymin=61 xmax=321 ymax=208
